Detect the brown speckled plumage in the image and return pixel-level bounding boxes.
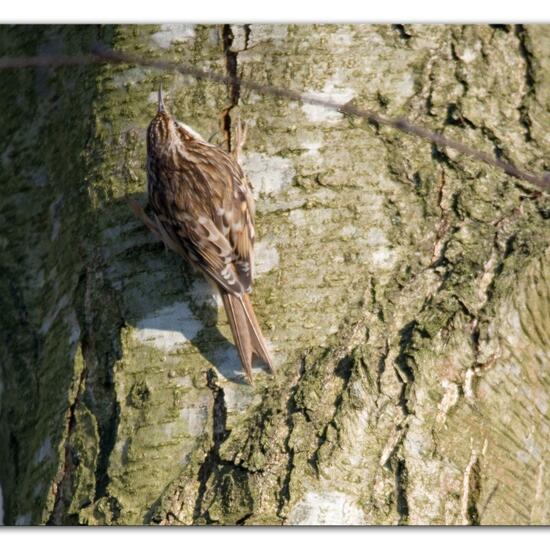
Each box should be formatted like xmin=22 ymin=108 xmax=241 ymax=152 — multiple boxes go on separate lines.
xmin=141 ymin=86 xmax=273 ymax=383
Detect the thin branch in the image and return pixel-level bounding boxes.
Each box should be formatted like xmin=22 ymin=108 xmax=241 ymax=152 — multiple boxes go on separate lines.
xmin=0 ymin=53 xmax=102 ymax=69
xmin=0 ymin=43 xmax=548 ymax=193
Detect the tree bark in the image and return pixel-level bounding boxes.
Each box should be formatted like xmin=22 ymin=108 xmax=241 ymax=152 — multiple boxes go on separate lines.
xmin=1 ymin=23 xmax=549 ymax=526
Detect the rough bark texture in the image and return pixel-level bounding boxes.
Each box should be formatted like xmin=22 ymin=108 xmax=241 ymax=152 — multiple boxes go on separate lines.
xmin=1 ymin=24 xmax=549 ymax=526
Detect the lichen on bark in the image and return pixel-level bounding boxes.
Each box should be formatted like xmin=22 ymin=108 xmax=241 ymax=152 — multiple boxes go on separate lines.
xmin=0 ymin=23 xmax=549 ymax=526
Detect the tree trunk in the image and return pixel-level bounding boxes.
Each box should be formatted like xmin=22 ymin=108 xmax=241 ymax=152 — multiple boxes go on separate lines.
xmin=1 ymin=23 xmax=549 ymax=526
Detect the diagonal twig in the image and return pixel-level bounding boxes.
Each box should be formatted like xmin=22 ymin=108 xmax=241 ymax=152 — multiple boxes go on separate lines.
xmin=0 ymin=43 xmax=548 ymax=193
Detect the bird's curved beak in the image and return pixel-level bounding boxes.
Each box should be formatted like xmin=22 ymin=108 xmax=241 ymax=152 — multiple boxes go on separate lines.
xmin=158 ymin=83 xmax=165 ymax=113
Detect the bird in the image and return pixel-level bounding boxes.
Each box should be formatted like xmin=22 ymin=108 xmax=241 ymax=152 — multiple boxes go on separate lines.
xmin=129 ymin=84 xmax=274 ymax=383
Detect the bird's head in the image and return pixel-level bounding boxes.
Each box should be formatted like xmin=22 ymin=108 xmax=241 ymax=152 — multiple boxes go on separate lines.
xmin=147 ymin=83 xmax=208 ymax=160
xmin=147 ymin=83 xmax=180 ymax=156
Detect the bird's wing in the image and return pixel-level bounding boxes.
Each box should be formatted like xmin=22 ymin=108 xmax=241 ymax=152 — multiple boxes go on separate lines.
xmin=215 ymin=163 xmax=256 ymax=293
xmin=156 ymin=207 xmax=245 ymax=296
xmin=149 ymin=151 xmax=256 ymax=296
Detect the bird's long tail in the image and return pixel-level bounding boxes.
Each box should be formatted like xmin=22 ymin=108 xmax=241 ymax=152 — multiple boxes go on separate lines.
xmin=221 ymin=291 xmax=274 ymax=383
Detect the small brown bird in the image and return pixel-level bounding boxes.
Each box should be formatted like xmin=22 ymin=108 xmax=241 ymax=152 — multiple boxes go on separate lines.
xmin=130 ymin=85 xmax=274 ymax=383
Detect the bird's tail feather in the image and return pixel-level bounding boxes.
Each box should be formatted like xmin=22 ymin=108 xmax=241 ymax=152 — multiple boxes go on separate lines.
xmin=221 ymin=291 xmax=274 ymax=383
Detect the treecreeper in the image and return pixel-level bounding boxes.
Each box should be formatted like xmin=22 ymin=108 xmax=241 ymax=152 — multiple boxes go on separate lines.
xmin=129 ymin=85 xmax=275 ymax=383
